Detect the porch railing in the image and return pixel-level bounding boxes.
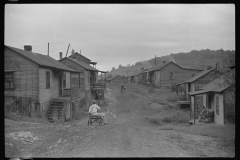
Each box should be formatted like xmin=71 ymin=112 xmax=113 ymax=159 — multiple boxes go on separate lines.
xmin=90 ymin=83 xmax=106 ymax=90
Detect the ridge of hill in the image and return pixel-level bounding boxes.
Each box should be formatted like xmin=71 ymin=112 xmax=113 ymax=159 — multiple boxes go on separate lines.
xmin=108 ymin=49 xmax=234 ymax=76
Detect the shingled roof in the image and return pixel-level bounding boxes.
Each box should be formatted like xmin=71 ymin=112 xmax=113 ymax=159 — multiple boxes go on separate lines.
xmin=178 ymin=69 xmax=216 ymax=86
xmin=188 ymin=76 xmax=229 ymax=96
xmin=125 ymin=70 xmax=144 ymax=77
xmin=146 ymin=61 xmax=203 ymax=72
xmin=5 ymin=45 xmax=78 ymax=72
xmin=60 ymin=57 xmax=99 ymax=71
xmin=106 ymin=75 xmax=124 ymax=81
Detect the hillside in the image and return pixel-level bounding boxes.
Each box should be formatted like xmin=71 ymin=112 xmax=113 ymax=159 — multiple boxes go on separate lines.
xmin=108 ymin=49 xmax=234 ymax=76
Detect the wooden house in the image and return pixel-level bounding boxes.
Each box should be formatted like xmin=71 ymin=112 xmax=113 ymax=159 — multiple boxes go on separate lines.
xmin=59 ymin=52 xmax=106 ymax=107
xmin=176 ymin=67 xmax=221 ymax=112
xmin=4 ymin=45 xmax=82 ymax=122
xmin=106 ymin=75 xmax=125 ymax=84
xmin=188 ymin=76 xmax=231 ymax=124
xmin=145 ymin=61 xmax=203 ymax=88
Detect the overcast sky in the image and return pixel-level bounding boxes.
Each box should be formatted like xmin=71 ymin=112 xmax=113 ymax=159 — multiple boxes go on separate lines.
xmin=5 ymin=4 xmax=235 ymax=71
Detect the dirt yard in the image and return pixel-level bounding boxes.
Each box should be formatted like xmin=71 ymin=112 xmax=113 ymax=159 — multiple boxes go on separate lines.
xmin=5 ymin=83 xmax=235 ymax=158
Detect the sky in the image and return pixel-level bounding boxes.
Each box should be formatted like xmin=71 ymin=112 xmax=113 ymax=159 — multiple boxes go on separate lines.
xmin=5 ymin=4 xmax=235 ymax=72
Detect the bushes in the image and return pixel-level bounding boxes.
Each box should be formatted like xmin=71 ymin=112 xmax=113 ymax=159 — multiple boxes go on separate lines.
xmin=147 ymin=110 xmax=189 ymax=125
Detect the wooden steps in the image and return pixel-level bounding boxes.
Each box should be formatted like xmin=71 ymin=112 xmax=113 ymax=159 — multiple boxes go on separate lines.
xmin=46 ymin=101 xmax=65 ymax=123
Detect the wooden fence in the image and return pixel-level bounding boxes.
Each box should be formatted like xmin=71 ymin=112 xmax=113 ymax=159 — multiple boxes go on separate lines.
xmin=5 ymin=96 xmax=34 ymax=117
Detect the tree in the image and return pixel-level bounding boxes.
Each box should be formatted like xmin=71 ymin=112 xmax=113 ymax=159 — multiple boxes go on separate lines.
xmin=220 ymin=51 xmax=235 ymax=114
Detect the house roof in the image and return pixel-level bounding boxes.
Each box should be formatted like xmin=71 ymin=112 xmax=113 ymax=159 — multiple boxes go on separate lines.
xmin=178 ymin=69 xmax=215 ymax=85
xmin=146 ymin=61 xmax=203 ymax=72
xmin=188 ymin=76 xmax=229 ymax=96
xmin=60 ymin=57 xmax=99 ymax=72
xmin=107 ymin=75 xmax=124 ymax=81
xmin=126 ymin=70 xmax=144 ymax=77
xmin=5 ymin=45 xmax=78 ymax=72
xmin=69 ymin=52 xmax=91 ymax=61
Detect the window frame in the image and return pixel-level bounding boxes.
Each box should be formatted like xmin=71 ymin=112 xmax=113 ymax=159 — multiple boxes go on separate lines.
xmin=5 ymin=71 xmax=15 ymax=90
xmin=46 ymin=71 xmax=50 ymax=89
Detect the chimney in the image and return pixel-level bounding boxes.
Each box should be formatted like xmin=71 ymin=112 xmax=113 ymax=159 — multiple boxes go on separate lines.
xmin=207 ymin=66 xmax=212 ymax=70
xmin=59 ymin=52 xmax=62 ymax=60
xmin=24 ymin=45 xmax=32 ymax=52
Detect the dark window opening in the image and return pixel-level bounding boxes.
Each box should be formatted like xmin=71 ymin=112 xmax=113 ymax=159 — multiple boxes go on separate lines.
xmin=5 ymin=71 xmax=14 ymax=90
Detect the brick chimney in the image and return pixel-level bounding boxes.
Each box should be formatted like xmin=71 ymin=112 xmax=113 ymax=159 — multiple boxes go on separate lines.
xmin=59 ymin=52 xmax=62 ymax=60
xmin=24 ymin=45 xmax=32 ymax=52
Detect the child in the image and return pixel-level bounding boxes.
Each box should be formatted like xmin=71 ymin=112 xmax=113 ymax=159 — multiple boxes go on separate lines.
xmin=89 ymin=100 xmax=108 ymax=124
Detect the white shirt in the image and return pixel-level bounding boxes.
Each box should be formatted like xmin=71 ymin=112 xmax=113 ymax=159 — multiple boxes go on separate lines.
xmin=89 ymin=104 xmax=101 ymax=114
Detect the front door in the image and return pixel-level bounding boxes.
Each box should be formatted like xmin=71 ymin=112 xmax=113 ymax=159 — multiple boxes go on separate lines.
xmin=206 ymin=93 xmax=212 ymax=109
xmin=59 ymin=73 xmax=63 ymax=96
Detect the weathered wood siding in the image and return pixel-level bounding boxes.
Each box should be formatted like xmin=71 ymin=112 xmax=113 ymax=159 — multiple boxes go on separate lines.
xmin=112 ymin=76 xmax=125 ymax=83
xmin=153 ymin=63 xmax=201 ymax=87
xmin=194 ymin=70 xmax=221 ymax=91
xmin=4 ymin=48 xmax=39 ymax=101
xmin=69 ymin=53 xmax=91 ymax=64
xmin=60 ymin=58 xmax=87 ymax=96
xmin=39 ymin=68 xmax=59 ymax=111
xmin=136 ymin=73 xmax=143 ymax=83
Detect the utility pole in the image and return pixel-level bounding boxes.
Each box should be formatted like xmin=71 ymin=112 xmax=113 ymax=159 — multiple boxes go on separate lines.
xmin=155 ymin=55 xmax=156 ymax=65
xmin=65 ymin=43 xmax=70 ymax=57
xmin=48 ymin=43 xmax=49 ymax=56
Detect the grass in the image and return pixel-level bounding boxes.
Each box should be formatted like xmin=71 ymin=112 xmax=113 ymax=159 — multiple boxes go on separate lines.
xmin=147 ymin=109 xmax=189 ymax=125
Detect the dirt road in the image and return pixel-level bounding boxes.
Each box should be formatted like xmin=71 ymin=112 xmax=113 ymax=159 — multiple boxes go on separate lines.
xmin=5 ymin=84 xmax=234 ymax=157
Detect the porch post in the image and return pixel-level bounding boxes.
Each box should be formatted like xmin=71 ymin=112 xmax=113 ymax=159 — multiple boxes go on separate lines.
xmin=193 ymin=95 xmax=195 ymax=124
xmin=101 ymin=72 xmax=102 ymax=83
xmin=70 ymin=72 xmax=72 ymax=100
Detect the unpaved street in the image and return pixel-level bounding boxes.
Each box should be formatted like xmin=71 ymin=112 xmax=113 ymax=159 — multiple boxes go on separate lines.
xmin=5 ymin=84 xmax=234 ymax=157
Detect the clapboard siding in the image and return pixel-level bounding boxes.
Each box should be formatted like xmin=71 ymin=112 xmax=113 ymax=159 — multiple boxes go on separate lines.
xmin=194 ymin=70 xmax=221 ymax=91
xmin=60 ymin=58 xmax=88 ymax=92
xmin=111 ymin=75 xmax=125 ymax=83
xmin=153 ymin=63 xmax=201 ymax=87
xmin=85 ymin=70 xmax=90 ymax=91
xmin=39 ymin=68 xmax=59 ymax=104
xmin=69 ymin=53 xmax=91 ymax=64
xmin=4 ymin=48 xmax=39 ymax=101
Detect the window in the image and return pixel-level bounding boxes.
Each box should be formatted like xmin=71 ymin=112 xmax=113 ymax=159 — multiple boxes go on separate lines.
xmin=216 ymin=95 xmax=219 ymax=115
xmin=63 ymin=73 xmax=66 ymax=88
xmin=169 ymin=72 xmax=173 ymax=80
xmin=192 ymin=73 xmax=195 ymax=77
xmin=154 ymin=72 xmax=156 ymax=80
xmin=5 ymin=71 xmax=14 ymax=90
xmin=46 ymin=71 xmax=50 ymax=89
